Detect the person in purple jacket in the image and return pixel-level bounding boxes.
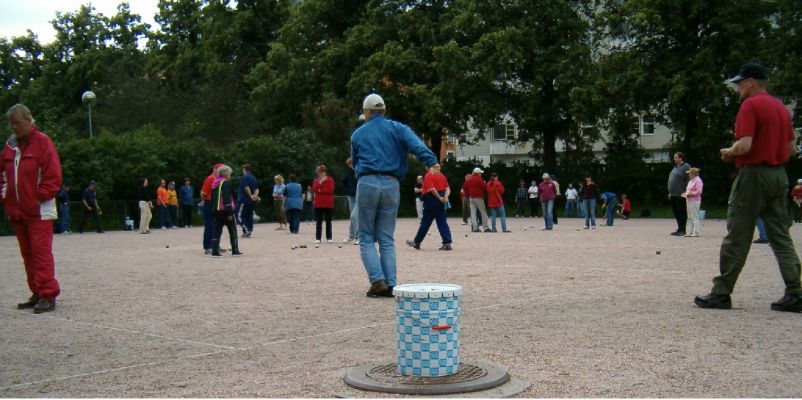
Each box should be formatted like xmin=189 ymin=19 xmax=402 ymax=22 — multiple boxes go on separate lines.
xmin=538 ymin=173 xmax=558 ymax=230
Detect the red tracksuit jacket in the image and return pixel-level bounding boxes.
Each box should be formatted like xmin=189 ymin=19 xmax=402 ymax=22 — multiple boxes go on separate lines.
xmin=0 ymin=129 xmax=62 ymax=221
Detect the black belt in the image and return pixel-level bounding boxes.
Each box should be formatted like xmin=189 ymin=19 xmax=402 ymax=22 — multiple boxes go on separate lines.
xmin=360 ymin=172 xmax=397 ymax=179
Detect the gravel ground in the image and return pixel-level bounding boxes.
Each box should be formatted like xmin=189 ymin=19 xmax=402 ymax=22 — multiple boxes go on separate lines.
xmin=1 ymin=217 xmax=801 ymax=397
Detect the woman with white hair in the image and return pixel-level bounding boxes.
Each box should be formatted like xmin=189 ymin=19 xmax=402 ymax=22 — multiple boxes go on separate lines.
xmin=210 ymin=165 xmax=243 ymax=257
xmin=682 ymin=167 xmax=704 ymax=237
xmin=272 ymin=174 xmax=288 ymax=230
xmin=2 ymin=104 xmax=62 ymax=313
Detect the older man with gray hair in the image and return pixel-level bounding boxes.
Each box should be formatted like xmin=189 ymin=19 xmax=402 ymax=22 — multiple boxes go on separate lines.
xmin=351 ymin=93 xmax=438 ymax=298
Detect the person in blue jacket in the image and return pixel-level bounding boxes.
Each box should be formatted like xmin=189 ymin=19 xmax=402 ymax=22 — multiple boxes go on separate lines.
xmin=284 ymin=173 xmax=304 ymax=234
xmin=179 ymin=177 xmax=194 ymax=227
xmin=236 ymin=164 xmax=260 ymax=238
xmin=351 ymin=93 xmax=438 ymax=298
xmin=600 ymin=191 xmax=618 ymax=226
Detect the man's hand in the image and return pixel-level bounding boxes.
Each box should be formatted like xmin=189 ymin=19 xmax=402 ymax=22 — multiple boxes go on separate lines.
xmin=720 ymin=148 xmax=734 ymax=163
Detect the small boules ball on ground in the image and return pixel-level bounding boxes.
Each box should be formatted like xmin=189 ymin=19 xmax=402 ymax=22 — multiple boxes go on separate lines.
xmin=656 ymin=250 xmax=662 ymax=255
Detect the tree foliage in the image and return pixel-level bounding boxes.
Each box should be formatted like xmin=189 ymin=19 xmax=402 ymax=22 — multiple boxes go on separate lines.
xmin=1 ymin=0 xmax=801 ymax=209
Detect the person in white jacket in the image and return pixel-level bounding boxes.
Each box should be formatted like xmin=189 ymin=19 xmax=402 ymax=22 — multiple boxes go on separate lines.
xmin=682 ymin=167 xmax=704 ymax=237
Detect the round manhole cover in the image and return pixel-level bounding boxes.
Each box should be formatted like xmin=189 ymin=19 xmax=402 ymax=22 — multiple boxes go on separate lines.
xmin=345 ymin=360 xmax=510 ymax=395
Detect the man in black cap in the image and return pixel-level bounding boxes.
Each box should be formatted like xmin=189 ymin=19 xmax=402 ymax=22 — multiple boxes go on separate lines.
xmin=694 ymin=63 xmax=801 ymax=312
xmin=78 ymin=180 xmax=103 ymax=233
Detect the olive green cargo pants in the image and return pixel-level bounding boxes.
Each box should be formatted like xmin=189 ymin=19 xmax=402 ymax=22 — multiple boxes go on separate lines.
xmin=712 ymin=165 xmax=802 ymax=296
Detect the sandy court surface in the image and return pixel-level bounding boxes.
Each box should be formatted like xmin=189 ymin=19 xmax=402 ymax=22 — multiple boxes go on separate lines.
xmin=1 ymin=216 xmax=801 ymax=397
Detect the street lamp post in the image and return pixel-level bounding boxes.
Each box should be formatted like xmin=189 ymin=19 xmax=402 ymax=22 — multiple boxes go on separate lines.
xmin=82 ymin=90 xmax=96 ymax=138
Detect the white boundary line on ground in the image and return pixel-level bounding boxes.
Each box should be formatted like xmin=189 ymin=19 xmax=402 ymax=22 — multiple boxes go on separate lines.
xmin=39 ymin=315 xmax=238 ymax=350
xmin=1 ymin=291 xmax=586 ymax=390
xmin=407 ymin=259 xmax=690 ymax=275
xmin=0 ymin=349 xmax=231 ymax=390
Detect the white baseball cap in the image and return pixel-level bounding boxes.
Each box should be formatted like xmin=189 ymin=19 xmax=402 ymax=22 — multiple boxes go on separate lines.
xmin=362 ymin=94 xmax=386 ymax=110
xmin=542 ymin=173 xmax=550 ymax=179
xmin=472 ymin=167 xmax=484 ymax=174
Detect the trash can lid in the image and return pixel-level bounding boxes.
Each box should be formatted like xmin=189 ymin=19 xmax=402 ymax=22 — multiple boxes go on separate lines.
xmin=393 ymin=283 xmax=462 ymax=298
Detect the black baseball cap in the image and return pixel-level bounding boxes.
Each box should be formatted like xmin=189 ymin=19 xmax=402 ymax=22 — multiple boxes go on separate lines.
xmin=729 ymin=62 xmax=768 ymax=83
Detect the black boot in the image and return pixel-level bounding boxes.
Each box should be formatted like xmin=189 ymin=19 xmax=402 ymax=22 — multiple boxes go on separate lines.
xmin=33 ymin=297 xmax=56 ymax=314
xmin=17 ymin=294 xmax=38 ymax=309
xmin=366 ymin=280 xmax=389 ymax=298
xmin=694 ymin=294 xmax=732 ymax=309
xmin=771 ymin=294 xmax=802 ymax=313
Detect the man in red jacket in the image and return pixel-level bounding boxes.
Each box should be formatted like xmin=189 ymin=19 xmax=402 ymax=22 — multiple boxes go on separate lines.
xmin=2 ymin=104 xmax=62 ymax=313
xmin=464 ymin=167 xmax=491 ymax=232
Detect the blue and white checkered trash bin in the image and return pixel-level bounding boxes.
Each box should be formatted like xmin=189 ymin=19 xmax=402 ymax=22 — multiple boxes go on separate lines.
xmin=394 ymin=283 xmax=462 ymax=377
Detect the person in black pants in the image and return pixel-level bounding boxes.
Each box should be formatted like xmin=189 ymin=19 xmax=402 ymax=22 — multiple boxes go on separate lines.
xmin=78 ymin=180 xmax=103 ymax=233
xmin=667 ymin=152 xmax=691 ymax=235
xmin=210 ymin=165 xmax=243 ymax=257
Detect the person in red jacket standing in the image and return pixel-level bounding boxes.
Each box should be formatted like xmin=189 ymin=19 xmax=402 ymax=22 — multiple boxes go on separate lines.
xmin=487 ymin=173 xmax=510 ymax=232
xmin=313 ymin=164 xmax=335 ymax=244
xmin=2 ymin=104 xmax=62 ymax=313
xmin=465 ymin=167 xmax=492 ymax=232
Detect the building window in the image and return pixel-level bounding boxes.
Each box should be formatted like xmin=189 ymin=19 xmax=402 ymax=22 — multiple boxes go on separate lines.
xmin=505 ymin=124 xmax=515 ymax=140
xmin=492 ymin=124 xmax=516 ymax=141
xmin=641 ymin=118 xmax=655 ymax=135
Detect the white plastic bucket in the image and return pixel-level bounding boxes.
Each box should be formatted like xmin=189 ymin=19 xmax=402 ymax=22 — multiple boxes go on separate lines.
xmin=394 ymin=283 xmax=462 ymax=377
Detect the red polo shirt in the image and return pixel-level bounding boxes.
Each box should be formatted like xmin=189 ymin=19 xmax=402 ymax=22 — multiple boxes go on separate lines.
xmin=463 ymin=174 xmax=487 ymax=198
xmin=422 ymin=171 xmax=449 ymax=194
xmin=201 ymin=174 xmax=215 ymax=201
xmin=734 ymin=92 xmax=794 ymax=169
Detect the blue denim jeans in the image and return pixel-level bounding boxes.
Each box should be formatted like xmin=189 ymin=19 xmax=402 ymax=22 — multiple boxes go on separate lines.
xmin=59 ymin=203 xmax=71 ymax=232
xmin=756 ymin=217 xmax=768 ymax=241
xmin=490 ymin=206 xmax=507 ymax=232
xmin=347 ymin=195 xmax=358 ymax=240
xmin=564 ymin=199 xmax=577 ymax=217
xmin=541 ymin=200 xmax=554 ymax=229
xmin=286 ymin=208 xmax=301 ymax=233
xmin=159 ymin=205 xmax=174 ymax=228
xmin=605 ymin=198 xmax=618 ymax=226
xmin=357 ymin=175 xmax=400 ymax=286
xmin=583 ymin=198 xmax=596 ymax=227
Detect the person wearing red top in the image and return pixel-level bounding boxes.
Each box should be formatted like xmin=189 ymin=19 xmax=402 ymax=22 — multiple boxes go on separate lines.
xmin=538 ymin=173 xmax=557 ymax=230
xmin=312 ymin=164 xmax=335 ymax=243
xmin=200 ymin=163 xmax=222 ymax=254
xmin=792 ymin=179 xmax=802 ymax=223
xmin=2 ymin=104 xmax=62 ymax=314
xmin=464 ymin=167 xmax=491 ymax=232
xmin=695 ymin=63 xmax=802 ymax=313
xmin=486 ymin=173 xmax=510 ymax=232
xmin=406 ymin=163 xmax=453 ymax=250
xmin=618 ymin=194 xmax=632 ymax=220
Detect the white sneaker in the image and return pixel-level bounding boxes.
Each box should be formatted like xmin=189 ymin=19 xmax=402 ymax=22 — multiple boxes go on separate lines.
xmin=327 ymin=239 xmax=334 ymax=243
xmin=354 ymin=240 xmax=359 ymax=245
xmin=342 ymin=238 xmax=351 ymax=243
xmin=315 ymin=240 xmax=321 ymax=244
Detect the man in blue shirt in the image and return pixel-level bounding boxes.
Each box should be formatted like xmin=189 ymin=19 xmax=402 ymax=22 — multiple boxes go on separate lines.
xmin=600 ymin=191 xmax=618 ymax=227
xmin=236 ymin=164 xmax=260 ymax=238
xmin=78 ymin=180 xmax=103 ymax=233
xmin=351 ymin=93 xmax=438 ymax=298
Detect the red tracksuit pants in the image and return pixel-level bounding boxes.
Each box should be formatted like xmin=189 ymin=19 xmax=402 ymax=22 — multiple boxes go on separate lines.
xmin=13 ymin=219 xmax=60 ymax=300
